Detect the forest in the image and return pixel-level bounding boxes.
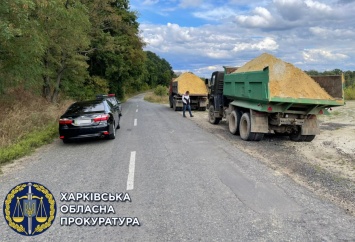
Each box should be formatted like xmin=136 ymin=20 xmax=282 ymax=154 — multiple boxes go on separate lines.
xmin=0 ymin=0 xmax=174 ymax=102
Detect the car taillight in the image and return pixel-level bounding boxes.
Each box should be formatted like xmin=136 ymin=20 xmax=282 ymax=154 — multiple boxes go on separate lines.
xmin=108 ymin=94 xmax=115 ymax=97
xmin=93 ymin=114 xmax=109 ymax=122
xmin=59 ymin=118 xmax=73 ymax=125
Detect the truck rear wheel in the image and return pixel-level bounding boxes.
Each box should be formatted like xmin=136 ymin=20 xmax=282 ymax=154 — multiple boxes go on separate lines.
xmin=169 ymin=96 xmax=173 ymax=108
xmin=229 ymin=110 xmax=241 ymax=135
xmin=289 ymin=128 xmax=306 ymax=142
xmin=173 ymin=101 xmax=177 ymax=111
xmin=253 ymin=133 xmax=264 ymax=141
xmin=209 ymin=105 xmax=221 ymax=124
xmin=239 ymin=112 xmax=256 ymax=141
xmin=303 ymin=135 xmax=316 ymax=142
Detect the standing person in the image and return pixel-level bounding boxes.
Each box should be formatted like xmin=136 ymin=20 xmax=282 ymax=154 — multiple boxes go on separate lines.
xmin=182 ymin=91 xmax=193 ymax=118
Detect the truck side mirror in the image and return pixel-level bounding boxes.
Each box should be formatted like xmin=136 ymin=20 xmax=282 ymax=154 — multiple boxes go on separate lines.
xmin=205 ymin=79 xmax=209 ymax=85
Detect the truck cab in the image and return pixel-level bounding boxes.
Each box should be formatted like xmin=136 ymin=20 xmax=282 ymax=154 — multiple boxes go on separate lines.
xmin=207 ymin=67 xmax=238 ymax=124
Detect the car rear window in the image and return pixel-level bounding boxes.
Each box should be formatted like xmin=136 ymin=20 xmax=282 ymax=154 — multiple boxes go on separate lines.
xmin=67 ymin=102 xmax=105 ymax=114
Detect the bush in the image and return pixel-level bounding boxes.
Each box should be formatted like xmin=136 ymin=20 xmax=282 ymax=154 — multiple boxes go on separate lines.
xmin=154 ymin=85 xmax=167 ymax=97
xmin=345 ymin=85 xmax=355 ymax=100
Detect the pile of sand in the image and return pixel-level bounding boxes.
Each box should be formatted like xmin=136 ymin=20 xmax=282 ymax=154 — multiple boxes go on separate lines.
xmin=234 ymin=53 xmax=333 ymax=100
xmin=174 ymin=72 xmax=208 ymax=96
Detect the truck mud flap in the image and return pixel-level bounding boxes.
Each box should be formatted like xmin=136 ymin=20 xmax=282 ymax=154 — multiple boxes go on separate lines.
xmin=250 ymin=110 xmax=268 ymax=133
xmin=301 ymin=116 xmax=320 ymax=135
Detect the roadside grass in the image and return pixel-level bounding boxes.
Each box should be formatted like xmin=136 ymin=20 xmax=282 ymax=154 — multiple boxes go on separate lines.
xmin=0 ymin=123 xmax=57 ymax=164
xmin=0 ymin=87 xmax=72 ymax=165
xmin=345 ymin=86 xmax=355 ymax=100
xmin=144 ymin=91 xmax=169 ymax=104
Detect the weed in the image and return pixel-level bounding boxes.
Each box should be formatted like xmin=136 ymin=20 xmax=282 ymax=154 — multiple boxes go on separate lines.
xmin=0 ymin=87 xmax=72 ymax=164
xmin=154 ymin=85 xmax=168 ymax=97
xmin=345 ymin=85 xmax=355 ymax=100
xmin=144 ymin=92 xmax=169 ymax=104
xmin=0 ymin=122 xmax=57 ymax=164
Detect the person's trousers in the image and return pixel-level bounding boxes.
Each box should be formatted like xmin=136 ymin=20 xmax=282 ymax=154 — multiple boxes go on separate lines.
xmin=183 ymin=104 xmax=192 ymax=117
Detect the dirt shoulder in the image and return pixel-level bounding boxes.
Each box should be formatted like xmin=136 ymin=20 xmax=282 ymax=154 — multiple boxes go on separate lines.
xmin=167 ymin=101 xmax=355 ymax=215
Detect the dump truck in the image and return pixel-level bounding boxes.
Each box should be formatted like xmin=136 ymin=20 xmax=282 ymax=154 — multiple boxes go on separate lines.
xmin=169 ymin=72 xmax=208 ymax=111
xmin=207 ymin=54 xmax=345 ymax=142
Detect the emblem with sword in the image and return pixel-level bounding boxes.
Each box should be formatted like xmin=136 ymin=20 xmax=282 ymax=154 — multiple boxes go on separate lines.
xmin=23 ymin=182 xmax=37 ymax=234
xmin=4 ymin=181 xmax=56 ymax=236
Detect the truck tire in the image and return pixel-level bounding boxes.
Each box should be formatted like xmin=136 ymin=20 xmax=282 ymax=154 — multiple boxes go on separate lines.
xmin=289 ymin=128 xmax=305 ymax=142
xmin=253 ymin=133 xmax=264 ymax=141
xmin=209 ymin=105 xmax=221 ymax=124
xmin=229 ymin=110 xmax=241 ymax=135
xmin=173 ymin=101 xmax=177 ymax=111
xmin=303 ymin=135 xmax=316 ymax=142
xmin=169 ymin=99 xmax=173 ymax=108
xmin=239 ymin=112 xmax=256 ymax=141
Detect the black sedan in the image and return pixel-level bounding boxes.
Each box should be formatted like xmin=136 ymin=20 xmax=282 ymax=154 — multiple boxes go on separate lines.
xmin=59 ymin=99 xmax=120 ymax=143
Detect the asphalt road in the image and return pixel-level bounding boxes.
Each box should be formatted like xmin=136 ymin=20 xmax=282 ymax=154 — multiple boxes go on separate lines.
xmin=0 ymin=94 xmax=354 ymax=241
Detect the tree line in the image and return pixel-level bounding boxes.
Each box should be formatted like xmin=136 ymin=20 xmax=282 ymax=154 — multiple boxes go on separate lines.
xmin=0 ymin=0 xmax=174 ymax=102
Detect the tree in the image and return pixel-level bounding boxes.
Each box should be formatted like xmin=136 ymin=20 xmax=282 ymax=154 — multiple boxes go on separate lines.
xmin=38 ymin=0 xmax=91 ymax=102
xmin=0 ymin=0 xmax=46 ymax=92
xmin=82 ymin=0 xmax=145 ymax=99
xmin=144 ymin=51 xmax=174 ymax=88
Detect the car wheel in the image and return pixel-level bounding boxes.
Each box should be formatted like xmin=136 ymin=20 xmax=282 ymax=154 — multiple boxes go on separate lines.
xmin=62 ymin=139 xmax=71 ymax=144
xmin=108 ymin=122 xmax=116 ymax=139
xmin=116 ymin=117 xmax=120 ymax=129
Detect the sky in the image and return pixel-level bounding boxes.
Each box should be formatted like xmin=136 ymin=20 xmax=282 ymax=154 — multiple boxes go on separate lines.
xmin=129 ymin=0 xmax=355 ymax=78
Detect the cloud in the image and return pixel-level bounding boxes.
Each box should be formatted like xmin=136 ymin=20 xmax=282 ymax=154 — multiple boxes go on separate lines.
xmin=193 ymin=7 xmax=236 ymax=21
xmin=273 ymin=0 xmax=308 ymax=21
xmin=304 ymin=0 xmax=332 ymax=13
xmin=309 ymin=27 xmax=355 ymax=39
xmin=338 ymin=0 xmax=355 ymax=4
xmin=303 ymin=49 xmax=349 ymax=62
xmin=179 ymin=0 xmax=204 ymax=8
xmin=135 ymin=1 xmax=355 ymax=76
xmin=142 ymin=0 xmax=159 ymax=6
xmin=233 ymin=37 xmax=279 ymax=52
xmin=235 ymin=7 xmax=276 ymax=28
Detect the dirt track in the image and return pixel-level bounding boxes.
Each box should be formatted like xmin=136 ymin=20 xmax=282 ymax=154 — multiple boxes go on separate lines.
xmin=168 ymin=101 xmax=355 ymax=215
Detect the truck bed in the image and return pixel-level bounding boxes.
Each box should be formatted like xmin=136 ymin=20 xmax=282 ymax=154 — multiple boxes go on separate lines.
xmin=223 ymin=67 xmax=344 ymax=114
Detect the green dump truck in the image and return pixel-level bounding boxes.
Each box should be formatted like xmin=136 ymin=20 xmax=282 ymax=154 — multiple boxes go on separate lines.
xmin=207 ymin=66 xmax=345 ymax=142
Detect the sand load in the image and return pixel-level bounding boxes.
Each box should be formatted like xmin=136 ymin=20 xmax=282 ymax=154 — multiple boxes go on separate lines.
xmin=173 ymin=72 xmax=208 ymax=96
xmin=234 ymin=53 xmax=333 ymax=100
